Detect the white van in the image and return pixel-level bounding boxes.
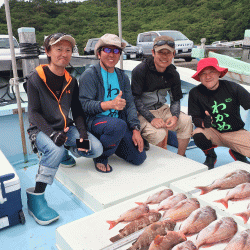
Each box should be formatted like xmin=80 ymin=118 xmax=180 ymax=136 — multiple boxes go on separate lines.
xmin=136 ymin=30 xmax=193 ymax=62
xmin=0 ymin=35 xmax=20 ymax=56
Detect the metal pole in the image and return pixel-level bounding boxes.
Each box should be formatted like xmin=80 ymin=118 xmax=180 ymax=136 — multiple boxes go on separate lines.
xmin=117 ymin=0 xmax=123 ymax=69
xmin=4 ymin=0 xmax=28 ymax=163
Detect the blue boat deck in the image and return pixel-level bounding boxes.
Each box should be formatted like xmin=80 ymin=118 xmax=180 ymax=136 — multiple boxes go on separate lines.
xmin=0 ymin=61 xmax=250 ymax=249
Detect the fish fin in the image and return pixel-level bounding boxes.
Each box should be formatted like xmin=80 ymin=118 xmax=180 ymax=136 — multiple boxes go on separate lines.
xmin=135 ymin=202 xmax=144 ymax=205
xmin=214 ymin=198 xmax=228 ymax=208
xmin=110 ymin=234 xmax=122 ymax=243
xmin=154 ymin=235 xmax=164 ymax=246
xmin=178 ymin=231 xmax=187 ymax=241
xmin=106 ymin=220 xmax=118 ymax=230
xmin=235 ymin=212 xmax=250 ymax=224
xmin=195 ymin=186 xmax=212 ymax=195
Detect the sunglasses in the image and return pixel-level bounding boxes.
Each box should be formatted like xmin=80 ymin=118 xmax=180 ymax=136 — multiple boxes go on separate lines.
xmin=101 ymin=47 xmax=121 ymax=54
xmin=48 ymin=33 xmax=68 ymax=44
xmin=154 ymin=40 xmax=175 ymax=48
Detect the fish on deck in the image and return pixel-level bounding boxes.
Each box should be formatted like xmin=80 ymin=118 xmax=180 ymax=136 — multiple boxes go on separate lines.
xmin=135 ymin=189 xmax=173 ymax=206
xmin=195 ymin=217 xmax=238 ymax=249
xmin=195 ymin=169 xmax=250 ymax=195
xmin=162 ymin=198 xmax=200 ymax=222
xmin=214 ymin=183 xmax=250 ymax=209
xmin=179 ymin=205 xmax=217 ymax=236
xmin=127 ymin=219 xmax=176 ymax=250
xmin=148 ymin=232 xmax=186 ymax=250
xmin=107 ymin=204 xmax=150 ymax=230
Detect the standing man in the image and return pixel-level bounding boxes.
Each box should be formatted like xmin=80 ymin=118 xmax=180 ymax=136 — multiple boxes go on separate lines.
xmin=79 ymin=33 xmax=146 ymax=173
xmin=131 ymin=36 xmax=192 ymax=155
xmin=188 ymin=57 xmax=250 ymax=169
xmin=26 ymin=33 xmax=103 ymax=225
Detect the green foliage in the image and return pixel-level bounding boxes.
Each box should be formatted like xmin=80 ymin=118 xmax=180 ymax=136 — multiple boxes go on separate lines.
xmin=0 ymin=0 xmax=250 ymax=54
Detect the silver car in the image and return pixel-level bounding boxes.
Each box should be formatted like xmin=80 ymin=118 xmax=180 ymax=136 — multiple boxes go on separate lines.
xmin=136 ymin=30 xmax=194 ymax=62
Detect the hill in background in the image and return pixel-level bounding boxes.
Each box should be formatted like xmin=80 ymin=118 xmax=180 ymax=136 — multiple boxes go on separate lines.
xmin=0 ymin=0 xmax=249 ymax=55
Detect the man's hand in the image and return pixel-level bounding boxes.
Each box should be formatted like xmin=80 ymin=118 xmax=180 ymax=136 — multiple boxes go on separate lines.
xmin=112 ymin=91 xmax=126 ymax=110
xmin=77 ymin=138 xmax=89 ymax=152
xmin=50 ymin=127 xmax=69 ymax=147
xmin=132 ymin=130 xmax=144 ymax=152
xmin=151 ymin=118 xmax=166 ymax=129
xmin=165 ymin=116 xmax=178 ymax=130
xmin=202 ymin=111 xmax=212 ymax=128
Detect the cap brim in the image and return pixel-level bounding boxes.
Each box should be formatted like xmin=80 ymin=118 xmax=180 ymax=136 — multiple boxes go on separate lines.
xmin=154 ymin=44 xmax=175 ymax=53
xmin=50 ymin=35 xmax=76 ymax=47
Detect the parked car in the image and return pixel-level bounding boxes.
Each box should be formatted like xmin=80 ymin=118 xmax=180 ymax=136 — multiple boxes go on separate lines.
xmin=136 ymin=30 xmax=194 ymax=62
xmin=84 ymin=38 xmax=99 ymax=55
xmin=122 ymin=39 xmax=143 ymax=59
xmin=84 ymin=37 xmax=143 ymax=59
xmin=0 ymin=35 xmax=20 ymax=56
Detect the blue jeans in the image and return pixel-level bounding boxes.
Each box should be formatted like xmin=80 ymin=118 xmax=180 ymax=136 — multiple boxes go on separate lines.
xmin=91 ymin=117 xmax=146 ymax=166
xmin=35 ymin=126 xmax=103 ymax=184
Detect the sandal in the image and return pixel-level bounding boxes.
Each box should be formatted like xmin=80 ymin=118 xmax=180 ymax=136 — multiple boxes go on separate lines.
xmin=95 ymin=163 xmax=113 ymax=173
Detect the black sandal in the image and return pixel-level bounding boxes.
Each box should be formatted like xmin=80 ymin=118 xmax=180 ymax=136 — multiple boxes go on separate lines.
xmin=95 ymin=163 xmax=113 ymax=173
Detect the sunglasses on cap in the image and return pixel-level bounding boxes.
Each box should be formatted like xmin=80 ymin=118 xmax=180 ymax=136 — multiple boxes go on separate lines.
xmin=48 ymin=33 xmax=75 ymax=45
xmin=154 ymin=40 xmax=175 ymax=48
xmin=101 ymin=47 xmax=121 ymax=54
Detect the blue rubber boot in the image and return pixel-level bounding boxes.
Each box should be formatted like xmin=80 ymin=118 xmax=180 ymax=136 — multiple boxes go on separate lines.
xmin=60 ymin=154 xmax=76 ymax=168
xmin=26 ymin=187 xmax=59 ymax=225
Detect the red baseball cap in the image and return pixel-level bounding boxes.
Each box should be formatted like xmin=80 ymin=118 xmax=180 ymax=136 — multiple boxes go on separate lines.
xmin=192 ymin=58 xmax=228 ymax=81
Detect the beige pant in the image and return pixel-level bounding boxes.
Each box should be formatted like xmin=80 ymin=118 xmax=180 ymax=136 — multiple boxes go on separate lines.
xmin=193 ymin=127 xmax=250 ymax=157
xmin=138 ymin=104 xmax=193 ymax=145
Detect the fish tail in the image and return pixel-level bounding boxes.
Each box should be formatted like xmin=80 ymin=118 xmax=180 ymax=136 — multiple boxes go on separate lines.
xmin=235 ymin=212 xmax=250 ymax=224
xmin=214 ymin=198 xmax=228 ymax=208
xmin=195 ymin=186 xmax=212 ymax=195
xmin=106 ymin=220 xmax=118 ymax=230
xmin=110 ymin=234 xmax=122 ymax=242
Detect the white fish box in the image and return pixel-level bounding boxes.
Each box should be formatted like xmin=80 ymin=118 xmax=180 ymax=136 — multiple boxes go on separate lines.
xmin=56 ymin=145 xmax=207 ymax=212
xmin=56 ymin=186 xmax=167 ymax=250
xmin=170 ymin=161 xmax=250 ymax=229
xmin=56 ymin=185 xmax=246 ymax=250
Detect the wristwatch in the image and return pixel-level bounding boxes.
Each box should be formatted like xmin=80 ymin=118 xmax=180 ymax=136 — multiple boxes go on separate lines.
xmin=133 ymin=125 xmax=140 ymax=131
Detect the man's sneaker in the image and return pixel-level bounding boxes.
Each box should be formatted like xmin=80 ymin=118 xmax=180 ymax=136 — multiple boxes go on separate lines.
xmin=229 ymin=149 xmax=250 ymax=164
xmin=60 ymin=155 xmax=76 ymax=168
xmin=143 ymin=138 xmax=150 ymax=151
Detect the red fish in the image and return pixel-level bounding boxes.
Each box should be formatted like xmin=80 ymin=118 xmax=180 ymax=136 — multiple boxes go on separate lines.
xmin=156 ymin=193 xmax=187 ymax=212
xmin=214 ymin=183 xmax=250 ymax=209
xmin=127 ymin=219 xmax=176 ymax=250
xmin=235 ymin=203 xmax=250 ymax=224
xmin=148 ymin=232 xmax=187 ymax=250
xmin=107 ymin=204 xmax=149 ymax=230
xmin=195 ymin=217 xmax=238 ymax=248
xmin=172 ymin=240 xmax=197 ymax=250
xmin=162 ymin=198 xmax=200 ymax=222
xmin=109 ymin=211 xmax=161 ymax=242
xmin=136 ymin=189 xmax=173 ymax=205
xmin=195 ymin=170 xmax=250 ymax=195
